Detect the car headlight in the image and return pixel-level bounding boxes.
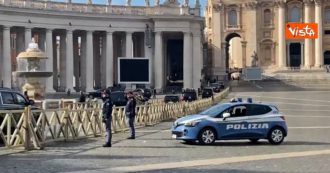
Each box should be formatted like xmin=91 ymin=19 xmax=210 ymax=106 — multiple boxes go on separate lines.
xmin=184 ymin=121 xmax=200 ymax=127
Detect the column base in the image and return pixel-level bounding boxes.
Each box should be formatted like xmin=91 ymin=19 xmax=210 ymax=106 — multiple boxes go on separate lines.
xmin=45 ymin=89 xmax=56 ymax=93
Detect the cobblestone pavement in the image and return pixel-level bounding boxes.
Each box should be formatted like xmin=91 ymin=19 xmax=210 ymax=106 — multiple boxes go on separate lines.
xmin=1 ymin=81 xmax=330 ymax=173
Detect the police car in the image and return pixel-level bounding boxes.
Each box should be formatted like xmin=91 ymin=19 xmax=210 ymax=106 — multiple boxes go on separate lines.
xmin=171 ymin=99 xmax=287 ymax=145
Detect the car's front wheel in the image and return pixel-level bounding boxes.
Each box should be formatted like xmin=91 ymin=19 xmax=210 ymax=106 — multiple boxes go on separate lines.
xmin=198 ymin=128 xmax=216 ymax=145
xmin=268 ymin=127 xmax=285 ymax=145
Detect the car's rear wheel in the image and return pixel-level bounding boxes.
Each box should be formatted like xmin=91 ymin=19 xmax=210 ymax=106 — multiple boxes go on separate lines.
xmin=198 ymin=128 xmax=216 ymax=145
xmin=249 ymin=138 xmax=260 ymax=143
xmin=268 ymin=127 xmax=285 ymax=145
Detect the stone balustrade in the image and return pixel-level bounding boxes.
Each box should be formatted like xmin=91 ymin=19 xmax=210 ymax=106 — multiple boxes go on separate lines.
xmin=0 ymin=0 xmax=200 ymax=16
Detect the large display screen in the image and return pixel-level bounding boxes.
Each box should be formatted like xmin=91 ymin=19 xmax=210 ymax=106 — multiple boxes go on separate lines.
xmin=118 ymin=58 xmax=150 ymax=84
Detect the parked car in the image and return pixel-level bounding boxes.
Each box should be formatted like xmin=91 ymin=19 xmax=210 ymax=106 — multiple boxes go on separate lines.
xmin=231 ymin=72 xmax=241 ymax=80
xmin=0 ymin=88 xmax=36 ymax=110
xmin=87 ymin=89 xmax=104 ymax=99
xmin=0 ymin=88 xmax=37 ymax=144
xmin=182 ymin=89 xmax=197 ymax=102
xmin=209 ymin=83 xmax=221 ymax=93
xmin=110 ymin=91 xmax=127 ymax=106
xmin=201 ymin=88 xmax=214 ymax=99
xmin=133 ymin=88 xmax=152 ymax=100
xmin=164 ymin=95 xmax=181 ymax=103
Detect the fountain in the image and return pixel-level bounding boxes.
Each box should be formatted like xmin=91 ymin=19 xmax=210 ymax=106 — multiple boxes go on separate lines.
xmin=13 ymin=38 xmax=53 ymax=100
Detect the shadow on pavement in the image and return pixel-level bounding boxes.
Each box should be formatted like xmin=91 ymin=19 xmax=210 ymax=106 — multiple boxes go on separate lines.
xmin=178 ymin=140 xmax=330 ymax=147
xmin=137 ymin=168 xmax=282 ymax=173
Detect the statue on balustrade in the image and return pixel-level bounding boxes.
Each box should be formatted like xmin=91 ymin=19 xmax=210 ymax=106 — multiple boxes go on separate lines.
xmin=184 ymin=0 xmax=189 ymax=7
xmin=155 ymin=0 xmax=160 ymax=6
xmin=126 ymin=0 xmax=132 ymax=6
xmin=145 ymin=0 xmax=150 ymax=7
xmin=251 ymin=51 xmax=259 ymax=67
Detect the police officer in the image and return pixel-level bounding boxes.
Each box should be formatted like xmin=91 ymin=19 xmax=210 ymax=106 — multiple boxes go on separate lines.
xmin=78 ymin=91 xmax=86 ymax=103
xmin=102 ymin=90 xmax=113 ymax=147
xmin=126 ymin=91 xmax=136 ymax=139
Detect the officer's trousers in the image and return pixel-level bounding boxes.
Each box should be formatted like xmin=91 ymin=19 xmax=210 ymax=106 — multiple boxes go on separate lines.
xmin=105 ymin=117 xmax=112 ymax=144
xmin=126 ymin=116 xmax=135 ymax=137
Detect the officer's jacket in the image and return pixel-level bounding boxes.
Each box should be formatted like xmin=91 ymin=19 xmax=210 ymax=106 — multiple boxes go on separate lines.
xmin=102 ymin=99 xmax=113 ymax=119
xmin=125 ymin=98 xmax=136 ymax=117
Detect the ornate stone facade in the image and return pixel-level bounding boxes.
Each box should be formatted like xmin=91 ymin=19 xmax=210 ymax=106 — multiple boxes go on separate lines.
xmin=206 ymin=0 xmax=330 ymax=79
xmin=0 ymin=0 xmax=203 ymax=92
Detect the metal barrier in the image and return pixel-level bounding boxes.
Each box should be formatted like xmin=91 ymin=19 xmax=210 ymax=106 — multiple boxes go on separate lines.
xmin=0 ymin=88 xmax=229 ymax=150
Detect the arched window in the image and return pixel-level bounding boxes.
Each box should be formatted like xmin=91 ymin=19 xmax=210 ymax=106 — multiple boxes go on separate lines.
xmin=290 ymin=7 xmax=301 ymax=22
xmin=325 ymin=7 xmax=330 ymax=24
xmin=228 ymin=9 xmax=237 ymax=26
xmin=208 ymin=17 xmax=212 ymax=28
xmin=264 ymin=9 xmax=271 ymax=26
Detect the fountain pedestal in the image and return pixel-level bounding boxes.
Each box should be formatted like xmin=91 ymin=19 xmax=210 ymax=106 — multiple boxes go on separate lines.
xmin=14 ymin=39 xmax=53 ymax=100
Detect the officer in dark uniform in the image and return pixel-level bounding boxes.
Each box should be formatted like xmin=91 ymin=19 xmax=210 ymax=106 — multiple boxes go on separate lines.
xmin=102 ymin=90 xmax=113 ymax=147
xmin=126 ymin=91 xmax=136 ymax=139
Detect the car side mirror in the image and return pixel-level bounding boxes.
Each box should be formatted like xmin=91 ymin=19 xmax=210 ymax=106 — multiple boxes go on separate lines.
xmin=223 ymin=112 xmax=230 ymax=120
xmin=29 ymin=100 xmax=35 ymax=105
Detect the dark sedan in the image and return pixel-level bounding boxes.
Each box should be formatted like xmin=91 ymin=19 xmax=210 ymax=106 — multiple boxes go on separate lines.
xmin=87 ymin=89 xmax=104 ymax=99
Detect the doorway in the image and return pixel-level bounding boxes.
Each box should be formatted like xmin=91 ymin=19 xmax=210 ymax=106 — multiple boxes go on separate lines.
xmin=166 ymin=39 xmax=183 ymax=87
xmin=289 ymin=43 xmax=301 ymax=67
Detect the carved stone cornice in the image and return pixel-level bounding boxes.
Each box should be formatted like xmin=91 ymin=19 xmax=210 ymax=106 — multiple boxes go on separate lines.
xmin=315 ymin=0 xmax=323 ymax=6
xmin=244 ymin=2 xmax=258 ymax=10
xmin=260 ymin=2 xmax=275 ymax=8
xmin=274 ymin=0 xmax=286 ymax=8
xmin=213 ymin=3 xmax=224 ymax=12
xmin=303 ymin=0 xmax=314 ymax=6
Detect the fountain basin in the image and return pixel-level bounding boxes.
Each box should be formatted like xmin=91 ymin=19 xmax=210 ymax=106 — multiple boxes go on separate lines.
xmin=14 ymin=71 xmax=53 ymax=78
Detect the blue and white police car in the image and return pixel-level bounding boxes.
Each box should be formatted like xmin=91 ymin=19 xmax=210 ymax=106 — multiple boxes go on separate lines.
xmin=171 ymin=100 xmax=287 ymax=145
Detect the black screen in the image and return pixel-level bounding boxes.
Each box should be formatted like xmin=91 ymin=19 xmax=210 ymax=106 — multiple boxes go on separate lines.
xmin=119 ymin=59 xmax=149 ymax=83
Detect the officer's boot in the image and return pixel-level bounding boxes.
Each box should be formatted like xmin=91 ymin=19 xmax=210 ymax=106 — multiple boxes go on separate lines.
xmin=103 ymin=143 xmax=111 ymax=147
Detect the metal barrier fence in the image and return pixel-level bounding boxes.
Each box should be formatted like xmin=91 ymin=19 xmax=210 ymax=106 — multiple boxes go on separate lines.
xmin=0 ymin=88 xmax=229 ymax=150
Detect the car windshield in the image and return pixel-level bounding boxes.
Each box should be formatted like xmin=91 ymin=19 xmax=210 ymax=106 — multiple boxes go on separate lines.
xmin=203 ymin=89 xmax=212 ymax=92
xmin=199 ymin=103 xmax=231 ymax=117
xmin=110 ymin=92 xmax=125 ymax=100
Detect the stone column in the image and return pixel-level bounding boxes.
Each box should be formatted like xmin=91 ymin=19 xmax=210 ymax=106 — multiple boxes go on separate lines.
xmin=301 ymin=43 xmax=305 ymax=66
xmin=80 ymin=34 xmax=87 ymax=91
xmin=277 ymin=2 xmax=286 ymax=68
xmin=241 ymin=41 xmax=247 ymax=68
xmin=183 ymin=32 xmax=192 ymax=89
xmin=60 ymin=33 xmax=66 ymax=90
xmin=2 ymin=26 xmax=11 ymax=88
xmin=144 ymin=35 xmax=153 ymax=87
xmin=39 ymin=31 xmax=46 ymax=70
xmin=125 ymin=31 xmax=133 ymax=58
xmin=106 ymin=31 xmax=114 ymax=87
xmin=192 ymin=32 xmax=202 ymax=90
xmin=53 ymin=34 xmax=59 ymax=91
xmin=93 ymin=34 xmax=101 ymax=88
xmin=25 ymin=27 xmax=32 ymax=49
xmin=154 ymin=32 xmax=163 ymax=91
xmin=221 ymin=42 xmax=227 ymax=70
xmin=73 ymin=34 xmax=79 ymax=90
xmin=66 ymin=30 xmax=74 ymax=91
xmin=304 ymin=1 xmax=312 ymax=68
xmin=85 ymin=31 xmax=94 ymax=92
xmin=315 ymin=1 xmax=323 ymax=68
xmin=286 ymin=43 xmax=290 ymax=67
xmin=45 ymin=29 xmax=55 ymax=92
